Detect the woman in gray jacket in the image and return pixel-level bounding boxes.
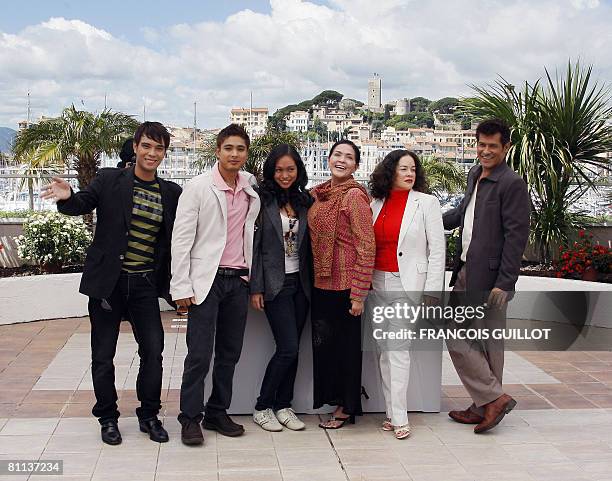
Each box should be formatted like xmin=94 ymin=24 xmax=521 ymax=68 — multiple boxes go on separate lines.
xmin=250 ymin=144 xmax=313 ymax=432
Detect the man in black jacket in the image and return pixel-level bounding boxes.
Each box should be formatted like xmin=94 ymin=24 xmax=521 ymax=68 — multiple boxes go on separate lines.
xmin=41 ymin=122 xmax=182 ymax=445
xmin=443 ymin=118 xmax=530 ymax=434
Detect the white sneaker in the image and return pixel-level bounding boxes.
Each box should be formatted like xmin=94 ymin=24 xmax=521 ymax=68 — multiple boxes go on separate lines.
xmin=275 ymin=408 xmax=305 ymax=431
xmin=253 ymin=408 xmax=283 ymax=432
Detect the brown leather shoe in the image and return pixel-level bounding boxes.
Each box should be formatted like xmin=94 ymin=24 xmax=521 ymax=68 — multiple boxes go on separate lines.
xmin=449 ymin=409 xmax=484 ymax=424
xmin=474 ymin=394 xmax=517 ymax=434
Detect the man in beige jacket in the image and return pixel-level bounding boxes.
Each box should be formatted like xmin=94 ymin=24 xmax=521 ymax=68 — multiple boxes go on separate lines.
xmin=171 ymin=124 xmax=260 ymax=445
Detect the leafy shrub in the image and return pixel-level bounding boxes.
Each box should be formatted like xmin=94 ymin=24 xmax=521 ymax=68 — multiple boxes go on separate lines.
xmin=16 ymin=211 xmax=91 ymax=266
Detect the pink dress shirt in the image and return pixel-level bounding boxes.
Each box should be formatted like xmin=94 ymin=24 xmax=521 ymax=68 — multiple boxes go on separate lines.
xmin=212 ymin=165 xmax=250 ymax=269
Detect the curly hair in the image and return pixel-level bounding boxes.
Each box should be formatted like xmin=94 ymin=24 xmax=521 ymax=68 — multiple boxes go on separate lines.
xmin=369 ymin=149 xmax=429 ymax=199
xmin=258 ymin=143 xmax=313 ymax=209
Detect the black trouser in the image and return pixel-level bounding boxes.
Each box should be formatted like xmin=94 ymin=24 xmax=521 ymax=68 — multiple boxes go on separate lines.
xmin=88 ymin=271 xmax=164 ymax=424
xmin=255 ymin=273 xmax=308 ymax=411
xmin=178 ymin=273 xmax=248 ymax=422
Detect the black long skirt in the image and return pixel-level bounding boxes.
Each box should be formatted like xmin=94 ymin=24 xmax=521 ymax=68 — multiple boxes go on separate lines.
xmin=311 ymin=287 xmax=363 ymax=415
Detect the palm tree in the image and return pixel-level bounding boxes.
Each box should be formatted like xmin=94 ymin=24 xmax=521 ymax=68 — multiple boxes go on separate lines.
xmin=195 ymin=129 xmax=301 ymax=181
xmin=421 ymin=155 xmax=466 ymax=197
xmin=463 ymin=61 xmax=612 ymax=263
xmin=18 ymin=156 xmax=63 ymax=211
xmin=13 ymin=106 xmax=139 ymax=192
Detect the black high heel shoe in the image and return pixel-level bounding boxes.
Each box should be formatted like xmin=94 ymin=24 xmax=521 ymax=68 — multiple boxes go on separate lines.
xmin=318 ymin=414 xmax=355 ymax=429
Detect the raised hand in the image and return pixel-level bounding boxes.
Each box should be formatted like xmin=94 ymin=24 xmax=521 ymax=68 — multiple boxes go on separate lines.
xmin=41 ymin=177 xmax=72 ymax=202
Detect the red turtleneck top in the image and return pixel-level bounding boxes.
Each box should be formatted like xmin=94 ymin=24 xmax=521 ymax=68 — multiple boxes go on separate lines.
xmin=374 ymin=189 xmax=409 ymax=272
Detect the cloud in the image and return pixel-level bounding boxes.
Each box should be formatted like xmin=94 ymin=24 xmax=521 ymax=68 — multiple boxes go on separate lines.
xmin=0 ymin=0 xmax=610 ymax=129
xmin=570 ymin=0 xmax=600 ymax=9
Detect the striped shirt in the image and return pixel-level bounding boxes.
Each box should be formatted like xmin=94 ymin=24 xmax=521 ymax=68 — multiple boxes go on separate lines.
xmin=122 ymin=177 xmax=163 ymax=273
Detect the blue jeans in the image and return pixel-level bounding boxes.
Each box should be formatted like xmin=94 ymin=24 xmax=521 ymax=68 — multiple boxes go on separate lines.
xmin=255 ymin=273 xmax=308 ymax=411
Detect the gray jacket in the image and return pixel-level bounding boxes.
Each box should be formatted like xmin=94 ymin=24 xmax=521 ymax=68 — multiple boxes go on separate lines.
xmin=443 ymin=161 xmax=530 ymax=292
xmin=250 ymin=198 xmax=312 ymax=302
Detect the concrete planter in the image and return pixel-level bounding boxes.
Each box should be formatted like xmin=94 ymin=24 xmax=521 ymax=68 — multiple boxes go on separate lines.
xmin=0 ymin=219 xmax=25 ymax=268
xmin=0 ymin=272 xmax=172 ymax=325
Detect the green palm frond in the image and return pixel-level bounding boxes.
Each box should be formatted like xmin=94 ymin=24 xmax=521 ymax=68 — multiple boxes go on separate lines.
xmin=12 ymin=105 xmax=139 ymax=189
xmin=461 ymin=61 xmax=612 ymax=263
xmin=421 ymin=156 xmax=466 ymax=197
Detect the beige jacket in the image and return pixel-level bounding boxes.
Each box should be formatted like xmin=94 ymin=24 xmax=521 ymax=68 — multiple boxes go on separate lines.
xmin=170 ymin=167 xmax=260 ymax=305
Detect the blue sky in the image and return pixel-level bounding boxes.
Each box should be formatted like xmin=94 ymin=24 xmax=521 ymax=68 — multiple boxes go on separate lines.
xmin=0 ymin=0 xmax=328 ymax=42
xmin=0 ymin=0 xmax=610 ymax=129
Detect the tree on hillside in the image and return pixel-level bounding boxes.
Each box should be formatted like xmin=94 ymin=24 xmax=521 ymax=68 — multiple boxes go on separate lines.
xmin=387 ymin=112 xmax=434 ymax=129
xmin=393 ymin=121 xmax=413 ymax=130
xmin=311 ymin=118 xmax=328 ymax=138
xmin=371 ymin=120 xmax=385 ymax=134
xmin=384 ymin=104 xmax=393 ymax=120
xmin=409 ymin=97 xmax=432 ymax=112
xmin=312 ymin=90 xmax=343 ymax=106
xmin=268 ymin=115 xmax=287 ymax=132
xmin=429 ymin=97 xmax=460 ymax=114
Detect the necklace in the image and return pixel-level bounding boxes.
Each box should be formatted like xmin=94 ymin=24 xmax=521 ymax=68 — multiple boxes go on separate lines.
xmin=283 ymin=206 xmax=298 ymax=256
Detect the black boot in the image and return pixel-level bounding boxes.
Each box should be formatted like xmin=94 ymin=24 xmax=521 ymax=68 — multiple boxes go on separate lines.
xmin=180 ymin=416 xmax=204 ymax=446
xmin=203 ymin=414 xmax=244 ymax=437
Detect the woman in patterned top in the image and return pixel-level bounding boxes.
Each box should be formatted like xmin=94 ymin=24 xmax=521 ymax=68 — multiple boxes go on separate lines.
xmin=250 ymin=144 xmax=313 ymax=432
xmin=308 ymin=140 xmax=376 ymax=429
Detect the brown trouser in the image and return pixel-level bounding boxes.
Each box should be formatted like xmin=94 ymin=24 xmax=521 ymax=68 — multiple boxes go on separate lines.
xmin=446 ymin=267 xmax=506 ymax=414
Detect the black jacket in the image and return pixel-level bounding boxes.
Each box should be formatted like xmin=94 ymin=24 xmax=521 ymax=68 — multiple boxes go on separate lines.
xmin=57 ymin=167 xmax=182 ymax=302
xmin=250 ymin=196 xmax=313 ymax=302
xmin=443 ymin=161 xmax=530 ymax=292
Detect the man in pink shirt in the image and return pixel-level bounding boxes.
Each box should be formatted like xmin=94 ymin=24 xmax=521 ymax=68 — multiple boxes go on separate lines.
xmin=171 ymin=124 xmax=261 ymax=445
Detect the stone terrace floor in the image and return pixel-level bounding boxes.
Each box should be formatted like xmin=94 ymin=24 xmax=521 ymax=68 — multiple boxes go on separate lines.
xmin=2 ymin=314 xmax=612 ymax=481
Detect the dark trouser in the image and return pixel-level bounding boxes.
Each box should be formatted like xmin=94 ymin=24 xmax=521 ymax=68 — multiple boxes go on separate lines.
xmin=255 ymin=273 xmax=308 ymax=411
xmin=179 ymin=274 xmax=248 ymax=422
xmin=88 ymin=271 xmax=164 ymax=424
xmin=446 ymin=266 xmax=506 ymax=413
xmin=311 ymin=288 xmax=363 ymax=416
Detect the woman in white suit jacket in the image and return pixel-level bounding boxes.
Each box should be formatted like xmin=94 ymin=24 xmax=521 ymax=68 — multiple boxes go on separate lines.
xmin=368 ymin=149 xmax=445 ymax=439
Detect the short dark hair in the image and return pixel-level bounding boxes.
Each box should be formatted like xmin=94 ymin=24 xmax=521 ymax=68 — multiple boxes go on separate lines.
xmin=134 ymin=122 xmax=170 ymax=149
xmin=476 ymin=118 xmax=511 ymax=145
xmin=217 ymin=124 xmax=250 ymax=149
xmin=329 ymin=139 xmax=360 ymax=166
xmin=369 ymin=149 xmax=429 ymax=200
xmin=259 ymin=143 xmax=312 ymax=209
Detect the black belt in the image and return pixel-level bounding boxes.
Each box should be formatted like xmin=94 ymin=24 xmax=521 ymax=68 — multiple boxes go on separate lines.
xmin=217 ymin=267 xmax=249 ymax=277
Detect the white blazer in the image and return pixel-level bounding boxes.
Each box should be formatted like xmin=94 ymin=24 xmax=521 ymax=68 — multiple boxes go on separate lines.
xmin=371 ymin=190 xmax=446 ymax=294
xmin=170 ymin=167 xmax=261 ymax=305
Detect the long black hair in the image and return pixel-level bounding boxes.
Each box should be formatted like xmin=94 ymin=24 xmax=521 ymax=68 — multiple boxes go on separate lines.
xmin=369 ymin=149 xmax=429 ymax=199
xmin=258 ymin=143 xmax=312 ymax=209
